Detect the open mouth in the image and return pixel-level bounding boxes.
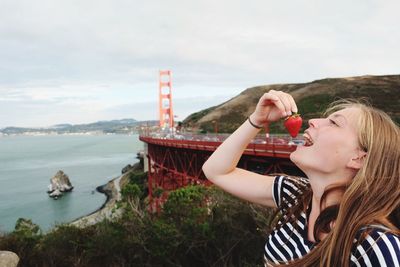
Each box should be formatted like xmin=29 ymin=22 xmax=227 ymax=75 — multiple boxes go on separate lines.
xmin=303 ymin=133 xmax=314 ymax=147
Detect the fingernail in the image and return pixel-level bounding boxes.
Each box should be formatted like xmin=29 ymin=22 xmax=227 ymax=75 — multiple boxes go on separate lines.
xmin=287 ymin=111 xmax=292 ymax=116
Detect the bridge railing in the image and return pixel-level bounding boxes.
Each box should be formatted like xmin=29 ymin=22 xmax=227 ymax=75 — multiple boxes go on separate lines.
xmin=138 ymin=127 xmax=304 ymax=146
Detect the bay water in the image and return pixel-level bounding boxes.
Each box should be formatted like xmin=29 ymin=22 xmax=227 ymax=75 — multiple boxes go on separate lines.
xmin=0 ymin=134 xmax=143 ymax=232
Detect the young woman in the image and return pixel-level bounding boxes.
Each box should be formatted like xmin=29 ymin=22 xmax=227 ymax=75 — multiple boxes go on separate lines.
xmin=202 ymin=90 xmax=400 ymax=266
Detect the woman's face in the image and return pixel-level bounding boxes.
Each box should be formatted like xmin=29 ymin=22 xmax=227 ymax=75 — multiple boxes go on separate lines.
xmin=290 ymin=107 xmax=363 ymax=176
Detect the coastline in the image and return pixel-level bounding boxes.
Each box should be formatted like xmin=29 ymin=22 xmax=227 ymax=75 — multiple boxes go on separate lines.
xmin=69 ymin=161 xmax=142 ymax=228
xmin=69 ymin=174 xmax=124 ymax=228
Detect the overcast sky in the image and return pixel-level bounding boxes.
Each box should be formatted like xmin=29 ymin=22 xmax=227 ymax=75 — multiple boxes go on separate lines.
xmin=0 ymin=0 xmax=399 ymax=127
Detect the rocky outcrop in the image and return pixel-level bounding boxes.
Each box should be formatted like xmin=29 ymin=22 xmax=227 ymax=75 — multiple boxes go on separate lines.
xmin=121 ymin=164 xmax=133 ymax=174
xmin=0 ymin=251 xmax=19 ymax=267
xmin=47 ymin=170 xmax=74 ymax=199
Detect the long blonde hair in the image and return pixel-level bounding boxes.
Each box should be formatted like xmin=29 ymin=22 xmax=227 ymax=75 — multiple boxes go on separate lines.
xmin=274 ymin=99 xmax=400 ymax=267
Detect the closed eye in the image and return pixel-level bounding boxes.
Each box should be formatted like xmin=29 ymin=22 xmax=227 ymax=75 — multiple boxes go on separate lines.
xmin=329 ymin=119 xmax=338 ymax=126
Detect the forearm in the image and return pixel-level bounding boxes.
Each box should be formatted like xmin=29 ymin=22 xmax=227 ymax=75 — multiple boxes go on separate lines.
xmin=202 ymin=114 xmax=265 ymax=177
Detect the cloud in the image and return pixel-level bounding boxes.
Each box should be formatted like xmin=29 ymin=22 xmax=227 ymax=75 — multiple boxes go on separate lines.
xmin=0 ymin=0 xmax=399 ymax=126
xmin=1 ymin=0 xmax=397 ymax=85
xmin=0 ymin=84 xmax=108 ymax=103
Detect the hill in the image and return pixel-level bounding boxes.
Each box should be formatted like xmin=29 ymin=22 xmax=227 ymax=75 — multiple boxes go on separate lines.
xmin=183 ymin=74 xmax=400 ymax=133
xmin=0 ymin=119 xmax=159 ymax=135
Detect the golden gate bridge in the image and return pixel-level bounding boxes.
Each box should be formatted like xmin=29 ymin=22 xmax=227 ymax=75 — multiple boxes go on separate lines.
xmin=139 ymin=70 xmax=304 ymax=211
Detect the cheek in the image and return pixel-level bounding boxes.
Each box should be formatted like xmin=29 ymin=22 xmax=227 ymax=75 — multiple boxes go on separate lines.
xmin=290 ymin=141 xmax=348 ymax=172
xmin=314 ymin=140 xmax=348 ymax=164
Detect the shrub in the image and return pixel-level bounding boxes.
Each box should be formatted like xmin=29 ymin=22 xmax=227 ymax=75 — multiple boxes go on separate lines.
xmin=0 ymin=184 xmax=274 ymax=266
xmin=0 ymin=218 xmax=43 ymax=266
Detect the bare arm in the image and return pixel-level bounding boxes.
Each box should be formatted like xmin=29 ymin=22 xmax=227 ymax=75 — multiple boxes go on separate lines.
xmin=202 ymin=90 xmax=298 ymax=207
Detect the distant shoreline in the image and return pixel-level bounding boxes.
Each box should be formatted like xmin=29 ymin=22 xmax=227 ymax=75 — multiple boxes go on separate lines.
xmin=0 ymin=118 xmax=159 ymax=137
xmin=0 ymin=132 xmax=138 ymax=137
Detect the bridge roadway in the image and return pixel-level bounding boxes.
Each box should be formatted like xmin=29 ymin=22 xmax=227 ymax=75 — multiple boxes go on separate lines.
xmin=139 ymin=130 xmax=305 ymax=211
xmin=140 ymin=132 xmax=304 ymax=159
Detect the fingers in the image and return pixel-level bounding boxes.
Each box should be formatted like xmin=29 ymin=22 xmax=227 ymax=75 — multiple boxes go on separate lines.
xmin=288 ymin=95 xmax=298 ymax=114
xmin=265 ymin=90 xmax=298 ymax=116
xmin=260 ymin=92 xmax=285 ymax=115
xmin=275 ymin=91 xmax=292 ymax=116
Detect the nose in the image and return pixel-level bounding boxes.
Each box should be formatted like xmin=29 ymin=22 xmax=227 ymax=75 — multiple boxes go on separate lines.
xmin=308 ymin=118 xmax=317 ymax=128
xmin=308 ymin=118 xmax=326 ymax=128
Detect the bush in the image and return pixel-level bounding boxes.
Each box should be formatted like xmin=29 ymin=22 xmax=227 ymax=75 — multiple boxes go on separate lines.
xmin=0 ymin=184 xmax=275 ymax=267
xmin=39 ymin=224 xmax=91 ymax=267
xmin=128 ymin=171 xmax=148 ymax=200
xmin=146 ymin=185 xmax=273 ymax=266
xmin=207 ymin=188 xmax=273 ymax=266
xmin=0 ymin=218 xmax=43 ymax=266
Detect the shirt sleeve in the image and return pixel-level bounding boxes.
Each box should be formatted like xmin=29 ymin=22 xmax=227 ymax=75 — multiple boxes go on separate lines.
xmin=272 ymin=175 xmax=309 ymax=210
xmin=351 ymin=230 xmax=400 ymax=267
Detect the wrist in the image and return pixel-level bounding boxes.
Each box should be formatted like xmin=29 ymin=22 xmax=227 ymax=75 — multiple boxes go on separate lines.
xmin=248 ymin=115 xmax=263 ymax=129
xmin=250 ymin=113 xmax=265 ymax=125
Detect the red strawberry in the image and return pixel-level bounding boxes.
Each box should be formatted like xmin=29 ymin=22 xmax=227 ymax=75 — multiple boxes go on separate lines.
xmin=284 ymin=113 xmax=302 ymax=137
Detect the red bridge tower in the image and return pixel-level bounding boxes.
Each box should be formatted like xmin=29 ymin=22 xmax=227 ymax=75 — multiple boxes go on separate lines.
xmin=158 ymin=70 xmax=174 ymax=128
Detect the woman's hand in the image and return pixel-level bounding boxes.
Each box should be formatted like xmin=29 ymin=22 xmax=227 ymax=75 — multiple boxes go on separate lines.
xmin=250 ymin=90 xmax=298 ymax=127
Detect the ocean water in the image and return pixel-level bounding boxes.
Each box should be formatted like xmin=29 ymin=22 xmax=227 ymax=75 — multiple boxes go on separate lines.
xmin=0 ymin=134 xmax=142 ymax=232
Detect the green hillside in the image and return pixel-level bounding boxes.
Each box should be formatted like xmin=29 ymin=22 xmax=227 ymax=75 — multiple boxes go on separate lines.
xmin=183 ymin=75 xmax=400 ymax=133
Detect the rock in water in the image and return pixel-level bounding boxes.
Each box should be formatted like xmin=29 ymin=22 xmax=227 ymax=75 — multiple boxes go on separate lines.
xmin=0 ymin=251 xmax=20 ymax=267
xmin=49 ymin=189 xmax=62 ymax=199
xmin=47 ymin=170 xmax=74 ymax=199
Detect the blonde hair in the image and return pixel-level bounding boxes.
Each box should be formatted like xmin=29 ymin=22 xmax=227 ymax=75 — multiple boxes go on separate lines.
xmin=274 ymin=99 xmax=400 ymax=267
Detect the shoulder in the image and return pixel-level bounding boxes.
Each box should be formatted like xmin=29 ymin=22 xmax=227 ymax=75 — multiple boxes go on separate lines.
xmin=272 ymin=175 xmax=309 ymax=209
xmin=351 ymin=226 xmax=400 ymax=267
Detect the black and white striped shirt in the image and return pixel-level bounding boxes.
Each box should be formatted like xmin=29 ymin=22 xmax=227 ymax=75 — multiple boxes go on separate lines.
xmin=264 ymin=175 xmax=400 ymax=266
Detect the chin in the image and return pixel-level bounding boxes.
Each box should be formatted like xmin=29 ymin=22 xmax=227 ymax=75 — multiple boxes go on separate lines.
xmin=290 ymin=147 xmax=301 ymax=163
xmin=290 ymin=148 xmax=307 ymax=169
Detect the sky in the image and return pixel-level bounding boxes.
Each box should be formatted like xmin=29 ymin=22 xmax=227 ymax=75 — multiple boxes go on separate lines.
xmin=0 ymin=0 xmax=399 ymax=128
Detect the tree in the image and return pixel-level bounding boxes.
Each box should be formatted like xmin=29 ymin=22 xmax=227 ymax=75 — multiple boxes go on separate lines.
xmin=121 ymin=184 xmax=144 ymax=219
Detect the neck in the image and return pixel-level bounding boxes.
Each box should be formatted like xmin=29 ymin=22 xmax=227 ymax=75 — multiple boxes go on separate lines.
xmin=306 ymin=172 xmax=350 ymax=242
xmin=306 ymin=171 xmax=352 ymax=211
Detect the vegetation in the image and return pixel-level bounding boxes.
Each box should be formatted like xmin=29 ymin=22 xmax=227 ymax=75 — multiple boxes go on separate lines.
xmin=0 ymin=168 xmax=275 ymax=266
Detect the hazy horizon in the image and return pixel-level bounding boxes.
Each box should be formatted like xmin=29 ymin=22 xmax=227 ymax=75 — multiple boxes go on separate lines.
xmin=0 ymin=117 xmax=154 ymax=129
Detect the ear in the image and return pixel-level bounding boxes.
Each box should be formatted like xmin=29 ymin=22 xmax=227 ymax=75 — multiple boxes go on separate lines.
xmin=347 ymin=149 xmax=367 ymax=170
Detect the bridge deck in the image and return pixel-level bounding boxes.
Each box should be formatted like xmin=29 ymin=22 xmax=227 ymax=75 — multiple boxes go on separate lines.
xmin=139 ymin=132 xmax=303 ymax=159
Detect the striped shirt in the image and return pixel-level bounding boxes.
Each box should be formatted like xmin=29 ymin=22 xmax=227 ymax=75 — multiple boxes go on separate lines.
xmin=264 ymin=175 xmax=400 ymax=266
